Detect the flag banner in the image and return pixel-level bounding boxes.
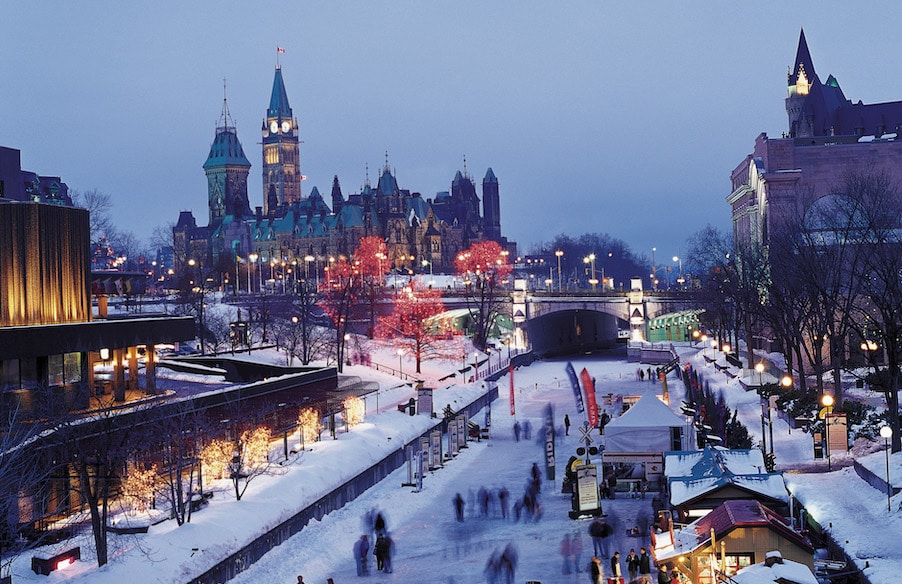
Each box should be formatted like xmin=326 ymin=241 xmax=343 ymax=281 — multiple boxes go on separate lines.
xmin=544 ymin=403 xmax=556 ymax=481
xmin=277 ymin=47 xmax=286 ymax=53
xmin=509 ymin=363 xmax=516 ymax=416
xmin=566 ymin=362 xmax=585 ymax=413
xmin=580 ymin=368 xmax=599 ymax=427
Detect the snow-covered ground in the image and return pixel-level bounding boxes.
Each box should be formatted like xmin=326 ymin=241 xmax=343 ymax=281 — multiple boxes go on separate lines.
xmin=6 ymin=340 xmax=900 ymax=584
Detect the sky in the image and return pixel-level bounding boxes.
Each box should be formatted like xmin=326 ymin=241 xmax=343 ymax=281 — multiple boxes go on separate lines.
xmin=7 ymin=330 xmax=900 ymax=583
xmin=6 ymin=2 xmax=902 ymax=261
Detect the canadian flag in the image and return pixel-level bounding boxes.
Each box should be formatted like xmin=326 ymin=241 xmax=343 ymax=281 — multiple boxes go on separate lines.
xmin=277 ymin=47 xmax=285 ymax=53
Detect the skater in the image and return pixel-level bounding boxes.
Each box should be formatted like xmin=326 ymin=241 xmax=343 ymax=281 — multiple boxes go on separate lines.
xmin=498 ymin=486 xmax=509 ymax=519
xmin=500 ymin=543 xmax=518 ymax=584
xmin=599 ymin=517 xmax=613 ymax=557
xmin=523 ymin=419 xmax=532 ymax=440
xmin=374 ymin=533 xmax=387 ymax=572
xmin=588 ymin=517 xmax=604 ymax=557
xmin=560 ymin=533 xmax=572 ymax=574
xmin=513 ymin=421 xmax=521 ymax=442
xmin=453 ymin=492 xmax=465 ymax=522
xmin=638 ymin=548 xmax=652 ymax=584
xmin=374 ymin=511 xmax=386 ymax=536
xmin=571 ymin=531 xmax=584 ymax=573
xmin=382 ymin=533 xmax=393 ymax=573
xmin=564 ymin=414 xmax=571 ymax=435
xmin=354 ymin=535 xmax=369 ymax=576
xmin=611 ymin=551 xmax=622 ymax=580
xmin=590 ymin=556 xmax=604 ymax=584
xmin=626 ymin=549 xmax=640 ymax=583
xmin=296 ymin=577 xmax=304 ymax=584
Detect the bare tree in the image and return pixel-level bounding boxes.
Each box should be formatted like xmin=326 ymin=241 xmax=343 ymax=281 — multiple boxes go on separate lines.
xmin=71 ymin=188 xmax=114 ymax=244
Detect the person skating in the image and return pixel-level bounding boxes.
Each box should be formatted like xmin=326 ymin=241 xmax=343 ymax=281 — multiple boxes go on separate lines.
xmin=374 ymin=533 xmax=388 ymax=572
xmin=610 ymin=551 xmax=622 ymax=581
xmin=588 ymin=517 xmax=604 ymax=557
xmin=589 ymin=556 xmax=604 ymax=584
xmin=353 ymin=535 xmax=369 ymax=576
xmin=599 ymin=517 xmax=613 ymax=557
xmin=453 ymin=492 xmax=465 ymax=522
xmin=564 ymin=414 xmax=571 ymax=435
xmin=626 ymin=548 xmax=640 ymax=583
xmin=571 ymin=530 xmax=584 ymax=573
xmin=638 ymin=547 xmax=652 ymax=584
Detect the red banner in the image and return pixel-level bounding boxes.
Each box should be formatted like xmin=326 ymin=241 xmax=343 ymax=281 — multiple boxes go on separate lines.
xmin=580 ymin=368 xmax=599 ymax=427
xmin=509 ymin=363 xmax=515 ymax=416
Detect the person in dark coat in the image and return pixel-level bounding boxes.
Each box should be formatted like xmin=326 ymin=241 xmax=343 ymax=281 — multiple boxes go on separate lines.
xmin=498 ymin=486 xmax=509 ymax=519
xmin=626 ymin=548 xmax=640 ymax=583
xmin=453 ymin=492 xmax=465 ymax=522
xmin=588 ymin=517 xmax=604 ymax=557
xmin=589 ymin=556 xmax=604 ymax=584
xmin=657 ymin=563 xmax=670 ymax=584
xmin=513 ymin=421 xmax=521 ymax=442
xmin=374 ymin=511 xmax=386 ymax=536
xmin=564 ymin=414 xmax=571 ymax=435
xmin=638 ymin=548 xmax=652 ymax=584
xmin=374 ymin=533 xmax=387 ymax=571
xmin=610 ymin=551 xmax=622 ymax=580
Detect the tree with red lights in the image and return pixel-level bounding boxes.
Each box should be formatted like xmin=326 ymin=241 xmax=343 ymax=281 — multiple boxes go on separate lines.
xmin=319 ymin=256 xmax=358 ymax=371
xmin=354 ymin=236 xmax=390 ymax=337
xmin=377 ymin=284 xmax=445 ymax=373
xmin=455 ymin=241 xmax=513 ymax=350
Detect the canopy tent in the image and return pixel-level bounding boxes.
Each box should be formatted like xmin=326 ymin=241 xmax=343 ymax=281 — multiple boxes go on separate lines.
xmin=603 ymin=390 xmax=691 ymax=455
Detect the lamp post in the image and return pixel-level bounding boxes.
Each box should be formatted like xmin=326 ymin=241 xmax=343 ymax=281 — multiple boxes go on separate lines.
xmin=881 ymin=425 xmax=893 ymax=512
xmin=651 ymin=247 xmax=657 ymax=291
xmin=248 ymin=253 xmax=258 ymax=293
xmin=555 ymin=250 xmax=564 ymax=292
xmin=756 ymin=363 xmax=767 ymax=456
xmin=398 ymin=348 xmax=405 ymax=380
xmin=584 ymin=253 xmax=597 ymax=290
xmin=673 ymin=256 xmax=684 ymax=288
xmin=473 ymin=351 xmax=480 ymax=381
xmin=822 ymin=394 xmax=834 ymax=470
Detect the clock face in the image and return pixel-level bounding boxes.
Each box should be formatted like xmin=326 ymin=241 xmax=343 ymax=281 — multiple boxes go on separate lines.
xmin=270 ymin=121 xmax=279 ymax=134
xmin=281 ymin=121 xmax=291 ymax=133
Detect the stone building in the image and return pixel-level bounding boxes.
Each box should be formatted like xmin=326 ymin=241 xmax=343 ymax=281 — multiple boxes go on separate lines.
xmin=728 ymin=29 xmax=902 ymax=249
xmin=173 ymin=65 xmax=513 ymax=282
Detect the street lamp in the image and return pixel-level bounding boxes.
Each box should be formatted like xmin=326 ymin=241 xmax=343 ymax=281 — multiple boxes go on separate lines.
xmin=473 ymin=351 xmax=480 ymax=381
xmin=583 ymin=253 xmax=597 ymax=290
xmin=755 ymin=363 xmax=767 ymax=455
xmin=651 ymin=247 xmax=657 ymax=291
xmin=673 ymin=256 xmax=684 ymax=287
xmin=880 ymin=425 xmax=893 ymax=512
xmin=822 ymin=394 xmax=834 ymax=471
xmin=398 ymin=348 xmax=405 ymax=380
xmin=248 ymin=253 xmax=259 ymax=293
xmin=555 ymin=250 xmax=564 ymax=292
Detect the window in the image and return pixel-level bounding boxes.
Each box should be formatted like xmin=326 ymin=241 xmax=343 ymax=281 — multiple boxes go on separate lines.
xmin=696 ymin=552 xmax=753 ymax=584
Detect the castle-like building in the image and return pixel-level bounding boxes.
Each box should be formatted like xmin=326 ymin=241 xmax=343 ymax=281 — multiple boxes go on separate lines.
xmin=174 ymin=67 xmax=512 ymax=281
xmin=729 ymin=29 xmax=902 ymax=249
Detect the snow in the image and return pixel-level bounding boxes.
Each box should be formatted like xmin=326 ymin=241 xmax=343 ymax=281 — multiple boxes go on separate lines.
xmin=5 ymin=341 xmax=902 ymax=584
xmin=732 ymin=557 xmax=819 ymax=584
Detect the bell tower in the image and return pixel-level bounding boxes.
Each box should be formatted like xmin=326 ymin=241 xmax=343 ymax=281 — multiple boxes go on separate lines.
xmin=262 ymin=65 xmax=301 ymax=214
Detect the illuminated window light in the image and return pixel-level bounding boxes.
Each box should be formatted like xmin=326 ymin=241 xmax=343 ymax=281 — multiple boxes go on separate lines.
xmin=56 ymin=557 xmax=74 ymax=570
xmin=99 ymin=348 xmax=110 ymax=360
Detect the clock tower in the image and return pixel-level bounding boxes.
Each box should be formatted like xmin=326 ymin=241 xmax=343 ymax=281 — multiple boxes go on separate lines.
xmin=262 ymin=66 xmax=301 ymax=214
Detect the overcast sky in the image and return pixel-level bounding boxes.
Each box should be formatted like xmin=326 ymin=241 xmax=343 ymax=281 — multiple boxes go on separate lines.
xmin=5 ymin=2 xmax=902 ymax=263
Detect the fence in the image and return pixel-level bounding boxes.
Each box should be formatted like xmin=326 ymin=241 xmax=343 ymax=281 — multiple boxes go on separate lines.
xmin=187 ymin=385 xmax=498 ymax=583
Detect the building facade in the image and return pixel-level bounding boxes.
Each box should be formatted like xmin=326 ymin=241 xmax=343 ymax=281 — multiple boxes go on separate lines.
xmin=174 ymin=66 xmax=513 ymax=281
xmin=728 ymin=29 xmax=902 ymax=250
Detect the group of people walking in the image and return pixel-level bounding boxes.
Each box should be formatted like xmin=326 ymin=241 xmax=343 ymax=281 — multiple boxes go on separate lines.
xmin=353 ymin=508 xmax=393 ymax=577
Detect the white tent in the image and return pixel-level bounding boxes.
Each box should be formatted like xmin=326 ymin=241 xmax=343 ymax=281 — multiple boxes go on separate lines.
xmin=603 ymin=391 xmax=691 ymax=454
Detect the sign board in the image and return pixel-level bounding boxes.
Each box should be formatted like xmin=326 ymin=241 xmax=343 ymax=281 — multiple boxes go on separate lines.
xmin=576 ymin=464 xmax=600 ymax=512
xmin=826 ymin=412 xmax=848 ymax=454
xmin=449 ymin=422 xmax=459 ymax=456
xmin=430 ymin=430 xmax=442 ymax=469
xmin=602 ymin=452 xmax=664 ymax=465
xmin=456 ymin=416 xmax=467 ymax=449
xmin=417 ymin=387 xmax=434 ymax=416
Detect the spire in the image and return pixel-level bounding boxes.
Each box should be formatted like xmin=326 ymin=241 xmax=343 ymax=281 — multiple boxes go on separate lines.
xmin=218 ymin=77 xmax=236 ymax=132
xmin=268 ymin=66 xmax=293 ymax=119
xmin=789 ymin=28 xmax=818 ymax=89
xmin=484 ymin=167 xmax=498 ymax=184
xmin=463 ymin=154 xmax=468 ymax=179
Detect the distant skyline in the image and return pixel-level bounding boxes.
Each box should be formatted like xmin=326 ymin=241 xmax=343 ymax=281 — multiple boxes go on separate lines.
xmin=5 ymin=2 xmax=902 ymax=265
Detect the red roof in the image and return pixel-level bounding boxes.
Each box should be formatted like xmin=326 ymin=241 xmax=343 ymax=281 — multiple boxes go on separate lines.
xmin=694 ymin=500 xmax=812 ymax=553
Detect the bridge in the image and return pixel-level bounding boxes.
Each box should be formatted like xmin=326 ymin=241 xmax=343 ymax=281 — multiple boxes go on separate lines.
xmin=512 ymin=284 xmax=698 ymax=357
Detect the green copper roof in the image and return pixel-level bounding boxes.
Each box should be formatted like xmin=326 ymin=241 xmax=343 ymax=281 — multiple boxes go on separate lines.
xmin=203 ymin=128 xmax=251 ymax=169
xmin=268 ymin=67 xmax=293 ymax=119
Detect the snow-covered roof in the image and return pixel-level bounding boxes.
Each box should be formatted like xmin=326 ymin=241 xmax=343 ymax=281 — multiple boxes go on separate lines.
xmin=731 ymin=556 xmax=818 ymax=584
xmin=664 ymin=447 xmax=766 ymax=477
xmin=668 ymin=474 xmax=789 ymax=507
xmin=605 ymin=390 xmax=686 ymax=429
